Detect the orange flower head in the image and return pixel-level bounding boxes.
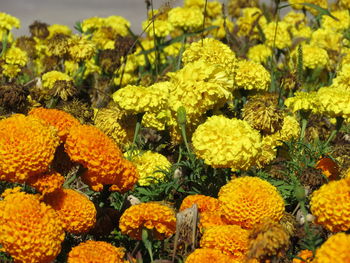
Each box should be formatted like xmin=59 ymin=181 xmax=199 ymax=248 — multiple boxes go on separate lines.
xmin=44 ymin=188 xmax=97 ymax=234
xmin=310 ymin=177 xmax=350 ymax=232
xmin=200 ymin=225 xmax=250 ymax=260
xmin=67 ymin=240 xmax=126 ymax=263
xmin=27 ymin=171 xmax=65 ymax=195
xmin=218 ymin=176 xmax=285 ymax=229
xmin=180 ymin=194 xmax=220 ymax=213
xmin=199 ymin=208 xmax=229 ymax=231
xmin=313 ymin=232 xmax=350 ymax=263
xmin=29 ymin=107 xmax=81 ymax=141
xmin=65 ymin=125 xmax=138 ymax=192
xmin=293 ymin=250 xmax=313 ymax=263
xmin=0 ymin=187 xmax=65 ymax=263
xmin=119 ymin=202 xmax=176 ymax=240
xmin=0 ymin=114 xmax=59 ymax=182
xmin=185 ymin=248 xmax=237 ymax=263
xmin=316 ymin=157 xmax=340 ymax=181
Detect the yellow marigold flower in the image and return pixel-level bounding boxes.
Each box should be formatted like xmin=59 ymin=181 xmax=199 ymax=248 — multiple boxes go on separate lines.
xmin=179 ymin=194 xmax=220 ymax=213
xmin=247 ymin=221 xmax=290 ymax=261
xmin=68 ymin=240 xmax=127 ymax=263
xmin=331 ymin=64 xmax=350 ymax=90
xmin=310 ymin=178 xmax=350 ymax=232
xmin=142 ymin=111 xmax=168 ymax=131
xmin=130 ymin=151 xmax=171 ymax=186
xmin=44 ymin=188 xmax=96 ymax=234
xmin=142 ymin=14 xmax=174 ymax=38
xmin=218 ymin=176 xmax=285 ymax=229
xmin=65 ymin=124 xmax=139 ymax=192
xmin=47 ymin=24 xmax=72 ymax=38
xmin=285 ymin=91 xmax=320 ymax=114
xmin=234 ymin=60 xmax=270 ymax=91
xmin=313 ymin=232 xmax=350 ymax=263
xmin=42 ymin=70 xmax=73 ymax=89
xmin=290 ymin=44 xmax=329 ymax=70
xmin=103 ymin=15 xmax=131 ymax=37
xmin=293 ymin=250 xmax=313 ymax=263
xmin=263 ymin=21 xmax=292 ymax=49
xmin=27 ymin=171 xmax=65 ymax=195
xmin=247 ymin=44 xmax=272 ymax=64
xmin=119 ymin=202 xmax=176 ymax=240
xmin=200 ymin=225 xmax=249 ymax=260
xmin=209 ymin=16 xmax=234 ymax=39
xmin=41 ymin=70 xmax=76 ymax=100
xmin=184 ymin=0 xmax=205 ymax=8
xmin=182 ymin=38 xmax=236 ymax=77
xmin=192 ymin=116 xmax=261 ymax=170
xmin=168 ymin=61 xmax=233 ymax=119
xmin=0 ymin=115 xmax=59 ymax=182
xmin=288 ymin=0 xmax=328 ymax=15
xmin=0 ymin=12 xmax=20 ymax=31
xmin=4 ymin=46 xmax=28 ymax=66
xmin=310 ymin=28 xmax=342 ymax=52
xmin=185 ymin=248 xmax=236 ymax=263
xmin=283 ymin=11 xmax=307 ymax=25
xmin=68 ymin=35 xmax=95 ymax=62
xmin=340 ymin=0 xmax=350 ymax=8
xmin=321 ymin=10 xmax=350 ymax=32
xmin=236 ymin=7 xmax=267 ymax=39
xmin=29 ymin=107 xmax=81 ymax=141
xmin=112 ymin=82 xmax=170 ymax=114
xmin=168 ymin=7 xmax=203 ymax=31
xmin=317 ymin=86 xmax=350 ymax=119
xmin=1 ymin=63 xmax=21 ymax=78
xmin=0 ymin=188 xmax=65 ymax=263
xmin=81 ymin=16 xmax=104 ymax=32
xmin=253 ymin=138 xmax=278 ymax=168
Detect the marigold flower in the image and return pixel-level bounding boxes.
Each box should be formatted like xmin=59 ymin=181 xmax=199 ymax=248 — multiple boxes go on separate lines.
xmin=29 ymin=107 xmax=81 ymax=141
xmin=313 ymin=232 xmax=350 ymax=263
xmin=4 ymin=46 xmax=28 ymax=66
xmin=288 ymin=0 xmax=328 ymax=15
xmin=285 ymin=91 xmax=320 ymax=114
xmin=290 ymin=44 xmax=328 ymax=70
xmin=44 ymin=188 xmax=96 ymax=234
xmin=47 ymin=24 xmax=72 ymax=38
xmin=218 ymin=176 xmax=285 ymax=229
xmin=234 ymin=60 xmax=270 ymax=91
xmin=68 ymin=240 xmax=126 ymax=263
xmin=293 ymin=250 xmax=313 ymax=263
xmin=0 ymin=114 xmax=59 ymax=182
xmin=199 ymin=209 xmax=229 ymax=231
xmin=1 ymin=63 xmax=21 ymax=78
xmin=27 ymin=171 xmax=65 ymax=195
xmin=310 ymin=178 xmax=350 ymax=232
xmin=119 ymin=202 xmax=176 ymax=240
xmin=321 ymin=10 xmax=350 ymax=32
xmin=41 ymin=70 xmax=76 ymax=100
xmin=317 ymin=86 xmax=350 ymax=119
xmin=65 ymin=125 xmax=139 ymax=192
xmin=310 ymin=28 xmax=342 ymax=52
xmin=192 ymin=116 xmax=261 ymax=170
xmin=185 ymin=248 xmax=236 ymax=263
xmin=168 ymin=7 xmax=203 ymax=31
xmin=103 ymin=15 xmax=131 ymax=37
xmin=130 ymin=151 xmax=171 ymax=186
xmin=179 ymin=194 xmax=220 ymax=213
xmin=0 ymin=12 xmax=20 ymax=31
xmin=332 ymin=64 xmax=350 ymax=90
xmin=263 ymin=21 xmax=292 ymax=49
xmin=0 ymin=187 xmax=65 ymax=263
xmin=236 ymin=7 xmax=267 ymax=39
xmin=68 ymin=35 xmax=95 ymax=62
xmin=247 ymin=44 xmax=272 ymax=64
xmin=200 ymin=225 xmax=249 ymax=260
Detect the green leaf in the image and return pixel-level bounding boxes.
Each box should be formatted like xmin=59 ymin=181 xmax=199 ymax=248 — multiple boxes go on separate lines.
xmin=301 ymin=3 xmax=338 ymax=20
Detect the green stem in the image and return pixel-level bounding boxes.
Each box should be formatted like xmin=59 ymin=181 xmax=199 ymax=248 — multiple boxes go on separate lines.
xmin=131 ymin=113 xmax=143 ymax=152
xmin=325 ymin=116 xmax=344 ymax=145
xmin=300 ymin=118 xmax=308 ymax=140
xmin=180 ymin=124 xmax=191 ymax=154
xmin=176 ymin=34 xmax=187 ymax=70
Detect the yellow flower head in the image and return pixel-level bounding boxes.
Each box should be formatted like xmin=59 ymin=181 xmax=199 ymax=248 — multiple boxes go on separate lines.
xmin=168 ymin=7 xmax=204 ymax=31
xmin=44 ymin=188 xmax=97 ymax=234
xmin=317 ymin=86 xmax=350 ymax=119
xmin=42 ymin=70 xmax=73 ymax=89
xmin=192 ymin=116 xmax=261 ymax=170
xmin=81 ymin=16 xmax=104 ymax=32
xmin=321 ymin=10 xmax=350 ymax=32
xmin=68 ymin=35 xmax=96 ymax=62
xmin=68 ymin=240 xmax=127 ymax=263
xmin=290 ymin=44 xmax=329 ymax=70
xmin=27 ymin=171 xmax=65 ymax=195
xmin=263 ymin=21 xmax=292 ymax=49
xmin=119 ymin=202 xmax=176 ymax=240
xmin=284 ymin=91 xmax=320 ymax=114
xmin=313 ymin=232 xmax=350 ymax=263
xmin=130 ymin=151 xmax=171 ymax=186
xmin=310 ymin=28 xmax=342 ymax=52
xmin=234 ymin=60 xmax=270 ymax=91
xmin=209 ymin=16 xmax=234 ymax=39
xmin=331 ymin=64 xmax=350 ymax=90
xmin=185 ymin=248 xmax=236 ymax=263
xmin=310 ymin=178 xmax=350 ymax=232
xmin=47 ymin=24 xmax=72 ymax=38
xmin=65 ymin=124 xmax=139 ymax=192
xmin=29 ymin=107 xmax=81 ymax=141
xmin=179 ymin=194 xmax=220 ymax=213
xmin=247 ymin=44 xmax=272 ymax=64
xmin=0 ymin=188 xmax=65 ymax=263
xmin=182 ymin=38 xmax=236 ymax=76
xmin=0 ymin=12 xmax=20 ymax=31
xmin=288 ymin=0 xmax=328 ymax=15
xmin=103 ymin=15 xmax=131 ymax=37
xmin=218 ymin=176 xmax=285 ymax=229
xmin=4 ymin=46 xmax=28 ymax=66
xmin=200 ymin=225 xmax=250 ymax=260
xmin=236 ymin=7 xmax=267 ymax=39
xmin=0 ymin=114 xmax=59 ymax=182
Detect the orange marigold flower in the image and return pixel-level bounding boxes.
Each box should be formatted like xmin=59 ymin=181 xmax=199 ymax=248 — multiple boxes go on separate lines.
xmin=218 ymin=176 xmax=285 ymax=229
xmin=0 ymin=114 xmax=59 ymax=182
xmin=200 ymin=225 xmax=250 ymax=260
xmin=313 ymin=232 xmax=350 ymax=263
xmin=293 ymin=250 xmax=313 ymax=263
xmin=27 ymin=171 xmax=65 ymax=195
xmin=44 ymin=188 xmax=97 ymax=234
xmin=119 ymin=202 xmax=176 ymax=240
xmin=67 ymin=240 xmax=126 ymax=263
xmin=0 ymin=187 xmax=65 ymax=263
xmin=316 ymin=157 xmax=340 ymax=181
xmin=199 ymin=209 xmax=229 ymax=231
xmin=185 ymin=248 xmax=237 ymax=263
xmin=310 ymin=178 xmax=350 ymax=232
xmin=179 ymin=194 xmax=220 ymax=213
xmin=29 ymin=107 xmax=81 ymax=141
xmin=65 ymin=125 xmax=139 ymax=192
